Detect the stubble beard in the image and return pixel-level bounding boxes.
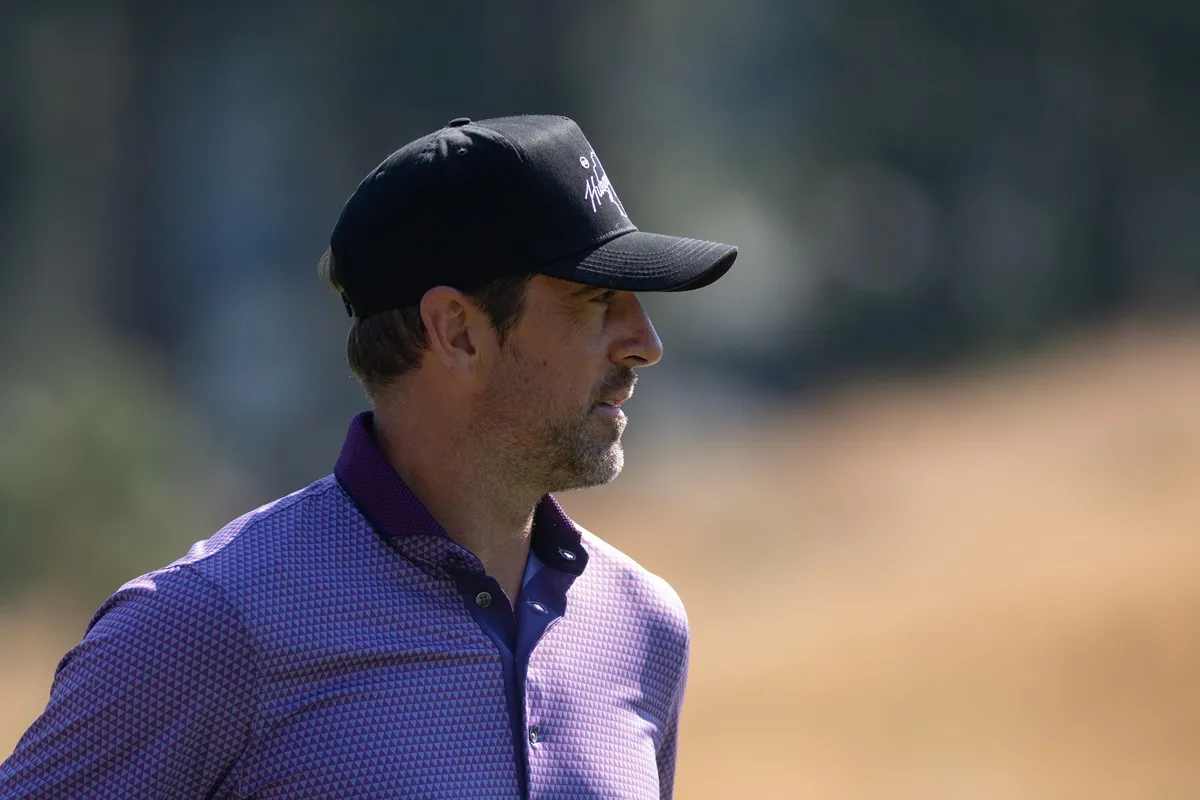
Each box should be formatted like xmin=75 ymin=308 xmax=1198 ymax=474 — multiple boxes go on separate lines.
xmin=473 ymin=356 xmax=631 ymax=496
xmin=476 ymin=391 xmax=627 ymax=496
xmin=538 ymin=406 xmax=626 ymax=492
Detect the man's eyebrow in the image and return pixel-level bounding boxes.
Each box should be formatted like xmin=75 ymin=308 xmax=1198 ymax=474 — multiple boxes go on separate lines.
xmin=569 ymin=284 xmax=604 ymax=296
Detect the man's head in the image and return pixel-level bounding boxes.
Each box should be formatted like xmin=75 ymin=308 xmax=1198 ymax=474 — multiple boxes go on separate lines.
xmin=323 ymin=114 xmax=736 ymax=492
xmin=321 ymin=250 xmax=659 ymax=492
xmin=318 ymin=250 xmax=531 ymax=396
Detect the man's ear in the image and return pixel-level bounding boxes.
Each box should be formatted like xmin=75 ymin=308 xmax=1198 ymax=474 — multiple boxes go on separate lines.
xmin=420 ymin=286 xmax=488 ymax=381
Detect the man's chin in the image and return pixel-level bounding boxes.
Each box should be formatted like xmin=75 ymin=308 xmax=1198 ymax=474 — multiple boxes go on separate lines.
xmin=598 ymin=444 xmax=625 ymax=483
xmin=583 ymin=441 xmax=625 ymax=485
xmin=550 ymin=442 xmax=624 ymax=493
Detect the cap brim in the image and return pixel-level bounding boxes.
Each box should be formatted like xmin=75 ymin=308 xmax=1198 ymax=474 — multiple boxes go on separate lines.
xmin=539 ymin=230 xmax=738 ymax=293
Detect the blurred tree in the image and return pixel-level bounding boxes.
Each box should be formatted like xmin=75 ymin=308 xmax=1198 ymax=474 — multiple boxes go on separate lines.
xmin=2 ymin=0 xmax=1199 ymax=603
xmin=0 ymin=336 xmax=247 ymax=609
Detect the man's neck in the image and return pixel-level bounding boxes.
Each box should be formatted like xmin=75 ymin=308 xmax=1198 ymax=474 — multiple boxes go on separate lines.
xmin=372 ymin=400 xmax=538 ymax=605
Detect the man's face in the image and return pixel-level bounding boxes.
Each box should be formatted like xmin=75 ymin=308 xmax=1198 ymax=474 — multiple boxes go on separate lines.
xmin=471 ymin=275 xmax=663 ymax=494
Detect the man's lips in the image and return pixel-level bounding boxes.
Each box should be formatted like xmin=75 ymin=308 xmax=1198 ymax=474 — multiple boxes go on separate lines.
xmin=597 ymin=388 xmax=633 ymax=408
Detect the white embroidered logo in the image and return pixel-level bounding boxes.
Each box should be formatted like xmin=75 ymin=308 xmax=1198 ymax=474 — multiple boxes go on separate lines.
xmin=581 ymin=151 xmax=626 ymax=217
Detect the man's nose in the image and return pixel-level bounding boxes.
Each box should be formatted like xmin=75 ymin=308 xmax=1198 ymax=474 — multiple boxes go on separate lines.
xmin=613 ymin=295 xmax=664 ymax=368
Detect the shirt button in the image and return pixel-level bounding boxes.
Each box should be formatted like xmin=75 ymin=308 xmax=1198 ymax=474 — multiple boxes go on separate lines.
xmin=475 ymin=591 xmax=492 ymax=608
xmin=527 ymin=601 xmax=547 ymax=614
xmin=557 ymin=547 xmax=577 ymax=562
xmin=528 ymin=725 xmax=541 ymax=744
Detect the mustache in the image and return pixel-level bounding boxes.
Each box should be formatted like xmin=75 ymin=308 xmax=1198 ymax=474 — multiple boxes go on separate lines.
xmin=594 ymin=368 xmax=637 ymax=404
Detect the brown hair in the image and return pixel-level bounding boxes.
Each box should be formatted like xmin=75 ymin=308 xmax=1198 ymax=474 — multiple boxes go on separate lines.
xmin=318 ymin=249 xmax=533 ymax=397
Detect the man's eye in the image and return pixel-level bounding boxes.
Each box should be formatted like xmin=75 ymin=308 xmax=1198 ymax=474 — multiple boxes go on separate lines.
xmin=592 ymin=290 xmax=618 ymax=303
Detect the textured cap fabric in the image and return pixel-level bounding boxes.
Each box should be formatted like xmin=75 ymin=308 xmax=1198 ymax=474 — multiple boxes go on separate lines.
xmin=329 ymin=114 xmax=738 ymax=317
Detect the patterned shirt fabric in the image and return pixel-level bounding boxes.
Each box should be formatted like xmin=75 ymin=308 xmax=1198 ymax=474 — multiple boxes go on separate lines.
xmin=0 ymin=412 xmax=690 ymax=799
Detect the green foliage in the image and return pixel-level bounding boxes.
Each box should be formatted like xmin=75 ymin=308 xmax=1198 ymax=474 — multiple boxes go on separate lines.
xmin=0 ymin=338 xmax=235 ymax=610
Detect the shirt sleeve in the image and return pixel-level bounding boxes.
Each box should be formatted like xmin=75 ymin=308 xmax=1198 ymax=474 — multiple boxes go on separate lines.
xmin=0 ymin=565 xmax=259 ymax=798
xmin=655 ymin=623 xmax=690 ymax=800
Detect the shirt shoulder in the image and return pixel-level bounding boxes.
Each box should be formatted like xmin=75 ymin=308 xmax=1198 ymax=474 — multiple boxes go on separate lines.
xmin=149 ymin=475 xmax=408 ymax=659
xmin=574 ymin=525 xmax=689 ymax=640
xmin=68 ymin=475 xmax=348 ymax=649
xmin=165 ymin=474 xmax=343 ymax=573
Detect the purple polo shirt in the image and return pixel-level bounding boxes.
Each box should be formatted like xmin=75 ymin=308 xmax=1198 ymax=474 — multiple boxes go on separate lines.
xmin=0 ymin=412 xmax=690 ymax=799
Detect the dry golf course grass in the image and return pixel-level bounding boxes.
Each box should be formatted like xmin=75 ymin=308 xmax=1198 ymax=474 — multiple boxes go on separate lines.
xmin=4 ymin=322 xmax=1200 ymax=797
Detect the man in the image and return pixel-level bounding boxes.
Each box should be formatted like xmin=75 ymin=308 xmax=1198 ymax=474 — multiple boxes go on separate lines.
xmin=0 ymin=115 xmax=737 ymax=798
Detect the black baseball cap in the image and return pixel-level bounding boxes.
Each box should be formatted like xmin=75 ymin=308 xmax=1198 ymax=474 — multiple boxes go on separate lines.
xmin=328 ymin=114 xmax=738 ymax=318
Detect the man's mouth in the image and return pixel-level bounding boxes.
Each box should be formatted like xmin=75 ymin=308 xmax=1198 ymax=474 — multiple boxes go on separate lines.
xmin=597 ymin=388 xmax=633 ymax=408
xmin=593 ymin=402 xmax=627 ymax=421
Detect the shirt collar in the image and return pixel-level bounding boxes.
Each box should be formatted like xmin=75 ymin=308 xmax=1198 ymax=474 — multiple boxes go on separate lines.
xmin=334 ymin=411 xmax=588 ymax=576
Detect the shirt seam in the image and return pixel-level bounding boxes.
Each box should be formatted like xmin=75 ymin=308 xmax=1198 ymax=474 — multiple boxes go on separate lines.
xmin=176 ymin=562 xmax=266 ymax=797
xmin=177 ymin=478 xmax=340 ymax=572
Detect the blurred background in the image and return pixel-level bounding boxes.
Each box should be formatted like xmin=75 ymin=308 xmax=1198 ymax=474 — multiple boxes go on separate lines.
xmin=2 ymin=1 xmax=1200 ymax=797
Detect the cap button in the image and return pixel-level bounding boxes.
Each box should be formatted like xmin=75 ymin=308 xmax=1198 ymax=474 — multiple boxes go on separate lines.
xmin=446 ymin=117 xmax=472 ymax=128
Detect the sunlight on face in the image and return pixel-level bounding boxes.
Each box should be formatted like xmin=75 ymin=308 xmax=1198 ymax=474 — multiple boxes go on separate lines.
xmin=470 ymin=276 xmax=653 ymax=494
